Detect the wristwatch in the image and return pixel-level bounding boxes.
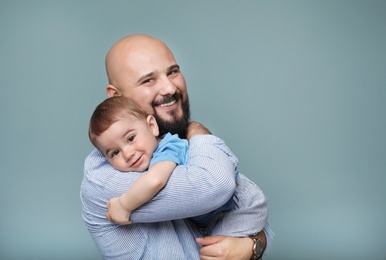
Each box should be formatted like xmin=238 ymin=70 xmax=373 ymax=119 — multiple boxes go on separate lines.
xmin=250 ymin=237 xmax=264 ymax=260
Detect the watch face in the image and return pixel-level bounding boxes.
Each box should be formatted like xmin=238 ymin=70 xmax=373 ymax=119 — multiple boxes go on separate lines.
xmin=254 ymin=239 xmax=263 ymax=258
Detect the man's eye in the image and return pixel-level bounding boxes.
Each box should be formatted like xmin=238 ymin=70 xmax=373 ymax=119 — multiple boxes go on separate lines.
xmin=168 ymin=69 xmax=179 ymax=76
xmin=142 ymin=78 xmax=154 ymax=84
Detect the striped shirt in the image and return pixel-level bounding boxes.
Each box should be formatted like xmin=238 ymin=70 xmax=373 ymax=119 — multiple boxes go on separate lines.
xmin=81 ymin=135 xmax=272 ymax=259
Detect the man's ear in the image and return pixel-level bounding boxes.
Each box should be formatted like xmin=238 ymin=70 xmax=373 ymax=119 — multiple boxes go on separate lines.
xmin=147 ymin=115 xmax=160 ymax=137
xmin=106 ymin=84 xmax=121 ymax=97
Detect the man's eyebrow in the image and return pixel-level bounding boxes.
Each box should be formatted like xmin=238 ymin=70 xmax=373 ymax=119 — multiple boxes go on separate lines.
xmin=136 ymin=65 xmax=180 ymax=84
xmin=168 ymin=64 xmax=180 ymax=71
xmin=136 ymin=72 xmax=155 ymax=84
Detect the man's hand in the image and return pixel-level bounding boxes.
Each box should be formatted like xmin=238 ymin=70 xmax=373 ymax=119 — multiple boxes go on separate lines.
xmin=196 ymin=231 xmax=267 ymax=260
xmin=106 ymin=197 xmax=132 ymax=225
xmin=186 ymin=121 xmax=211 ymax=140
xmin=196 ymin=236 xmax=252 ymax=260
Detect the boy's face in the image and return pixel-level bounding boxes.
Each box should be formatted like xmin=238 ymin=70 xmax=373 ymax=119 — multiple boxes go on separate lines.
xmin=95 ymin=115 xmax=159 ymax=172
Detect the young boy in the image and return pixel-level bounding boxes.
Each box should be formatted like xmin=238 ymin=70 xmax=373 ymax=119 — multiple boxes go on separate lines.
xmin=89 ymin=96 xmax=264 ymax=235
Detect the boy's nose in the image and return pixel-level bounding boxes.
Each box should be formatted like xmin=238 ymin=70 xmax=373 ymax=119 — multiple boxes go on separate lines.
xmin=122 ymin=148 xmax=134 ymax=161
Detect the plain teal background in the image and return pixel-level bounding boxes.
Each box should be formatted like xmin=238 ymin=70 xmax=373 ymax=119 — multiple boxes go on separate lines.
xmin=1 ymin=1 xmax=385 ymax=259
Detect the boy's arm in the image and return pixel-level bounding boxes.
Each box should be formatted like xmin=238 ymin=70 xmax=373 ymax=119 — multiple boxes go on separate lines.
xmin=106 ymin=161 xmax=176 ymax=224
xmin=106 ymin=133 xmax=188 ymax=224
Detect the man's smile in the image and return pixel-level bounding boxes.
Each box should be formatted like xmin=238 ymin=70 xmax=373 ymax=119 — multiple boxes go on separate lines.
xmin=160 ymin=100 xmax=176 ymax=107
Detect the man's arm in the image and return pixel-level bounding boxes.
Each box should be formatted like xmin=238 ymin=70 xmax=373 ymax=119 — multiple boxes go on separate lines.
xmin=190 ymin=122 xmax=273 ymax=259
xmin=196 ymin=175 xmax=273 ymax=260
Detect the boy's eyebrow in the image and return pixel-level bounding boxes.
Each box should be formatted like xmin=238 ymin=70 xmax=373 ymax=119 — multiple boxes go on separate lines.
xmin=121 ymin=128 xmax=134 ymax=138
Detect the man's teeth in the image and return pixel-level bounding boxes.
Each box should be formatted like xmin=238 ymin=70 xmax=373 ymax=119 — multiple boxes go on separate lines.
xmin=160 ymin=100 xmax=176 ymax=107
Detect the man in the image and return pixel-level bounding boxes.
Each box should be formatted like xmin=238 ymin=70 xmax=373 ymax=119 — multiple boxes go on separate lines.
xmin=81 ymin=34 xmax=273 ymax=259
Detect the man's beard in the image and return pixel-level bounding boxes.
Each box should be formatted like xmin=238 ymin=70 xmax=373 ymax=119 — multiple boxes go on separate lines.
xmin=153 ymin=94 xmax=190 ymax=139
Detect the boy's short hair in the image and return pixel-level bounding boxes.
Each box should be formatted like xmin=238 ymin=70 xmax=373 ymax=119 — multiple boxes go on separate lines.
xmin=89 ymin=96 xmax=148 ymax=147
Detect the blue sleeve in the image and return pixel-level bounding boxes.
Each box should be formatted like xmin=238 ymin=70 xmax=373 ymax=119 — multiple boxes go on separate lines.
xmin=149 ymin=133 xmax=188 ymax=167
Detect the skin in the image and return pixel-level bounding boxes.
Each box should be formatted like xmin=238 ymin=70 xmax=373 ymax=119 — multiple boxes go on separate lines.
xmin=95 ymin=115 xmax=159 ymax=172
xmin=106 ymin=34 xmax=190 ymax=137
xmin=105 ymin=34 xmax=266 ymax=260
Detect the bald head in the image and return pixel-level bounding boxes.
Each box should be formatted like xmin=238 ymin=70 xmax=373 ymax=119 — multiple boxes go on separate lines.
xmin=105 ymin=34 xmax=174 ymax=89
xmin=103 ymin=34 xmax=190 ymax=138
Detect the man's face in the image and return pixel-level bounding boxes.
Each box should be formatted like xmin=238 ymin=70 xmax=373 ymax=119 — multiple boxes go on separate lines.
xmin=108 ymin=40 xmax=190 ymax=137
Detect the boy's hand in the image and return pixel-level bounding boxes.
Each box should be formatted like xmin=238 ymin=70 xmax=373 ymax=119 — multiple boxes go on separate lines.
xmin=106 ymin=197 xmax=132 ymax=225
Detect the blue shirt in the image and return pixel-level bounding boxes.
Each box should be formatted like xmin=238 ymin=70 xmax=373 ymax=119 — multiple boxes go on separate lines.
xmin=149 ymin=133 xmax=188 ymax=167
xmin=81 ymin=135 xmax=273 ymax=259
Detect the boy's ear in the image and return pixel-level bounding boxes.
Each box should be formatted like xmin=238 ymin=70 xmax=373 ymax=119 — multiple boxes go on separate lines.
xmin=106 ymin=84 xmax=121 ymax=97
xmin=147 ymin=115 xmax=159 ymax=137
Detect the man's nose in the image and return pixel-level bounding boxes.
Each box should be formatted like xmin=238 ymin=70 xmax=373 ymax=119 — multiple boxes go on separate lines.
xmin=159 ymin=76 xmax=177 ymax=95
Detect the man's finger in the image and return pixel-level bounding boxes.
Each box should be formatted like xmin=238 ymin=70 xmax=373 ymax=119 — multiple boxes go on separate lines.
xmin=196 ymin=236 xmax=223 ymax=246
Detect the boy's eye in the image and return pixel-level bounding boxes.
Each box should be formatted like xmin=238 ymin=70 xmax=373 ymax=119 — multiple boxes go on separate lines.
xmin=127 ymin=135 xmax=135 ymax=142
xmin=111 ymin=150 xmax=119 ymax=158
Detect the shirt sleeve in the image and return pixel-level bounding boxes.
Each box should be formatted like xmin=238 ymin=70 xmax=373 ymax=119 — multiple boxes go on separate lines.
xmin=149 ymin=133 xmax=188 ymax=167
xmin=263 ymin=223 xmax=275 ymax=257
xmin=206 ymin=174 xmax=269 ymax=237
xmin=81 ymin=134 xmax=238 ymax=224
